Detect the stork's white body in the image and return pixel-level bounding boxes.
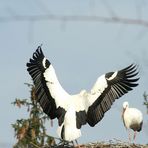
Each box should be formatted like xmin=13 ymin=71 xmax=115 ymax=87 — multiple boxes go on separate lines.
xmin=57 ymin=107 xmax=81 ymax=141
xmin=122 ymin=101 xmax=143 ymax=142
xmin=124 ymin=108 xmax=143 ymax=130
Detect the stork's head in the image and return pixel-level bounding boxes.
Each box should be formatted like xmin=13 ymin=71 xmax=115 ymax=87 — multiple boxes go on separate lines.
xmin=123 ymin=101 xmax=129 ymax=109
xmin=121 ymin=101 xmax=129 ymax=119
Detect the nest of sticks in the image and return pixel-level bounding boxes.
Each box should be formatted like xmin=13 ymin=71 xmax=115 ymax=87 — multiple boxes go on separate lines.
xmin=44 ymin=139 xmax=147 ymax=148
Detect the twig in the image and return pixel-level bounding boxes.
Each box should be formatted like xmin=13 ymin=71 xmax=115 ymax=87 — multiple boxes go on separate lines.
xmin=0 ymin=15 xmax=148 ymax=28
xmin=30 ymin=141 xmax=41 ymax=148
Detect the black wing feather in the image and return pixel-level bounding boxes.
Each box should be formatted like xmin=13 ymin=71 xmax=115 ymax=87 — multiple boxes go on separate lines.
xmin=26 ymin=46 xmax=57 ymax=119
xmin=87 ymin=64 xmax=139 ymax=127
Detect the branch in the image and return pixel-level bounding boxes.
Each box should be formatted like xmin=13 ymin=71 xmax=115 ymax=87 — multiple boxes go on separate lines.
xmin=0 ymin=14 xmax=148 ymax=28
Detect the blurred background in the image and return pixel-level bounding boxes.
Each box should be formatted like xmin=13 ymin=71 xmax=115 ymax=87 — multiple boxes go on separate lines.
xmin=0 ymin=0 xmax=148 ymax=147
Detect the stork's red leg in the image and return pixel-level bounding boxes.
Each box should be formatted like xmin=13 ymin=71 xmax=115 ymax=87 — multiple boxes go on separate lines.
xmin=133 ymin=131 xmax=137 ymax=141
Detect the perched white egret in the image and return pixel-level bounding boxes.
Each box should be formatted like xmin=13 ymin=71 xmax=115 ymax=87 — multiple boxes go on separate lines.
xmin=26 ymin=46 xmax=139 ymax=142
xmin=122 ymin=101 xmax=143 ymax=142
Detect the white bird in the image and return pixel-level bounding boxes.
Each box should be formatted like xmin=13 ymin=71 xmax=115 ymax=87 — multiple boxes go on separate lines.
xmin=122 ymin=101 xmax=143 ymax=142
xmin=26 ymin=46 xmax=139 ymax=142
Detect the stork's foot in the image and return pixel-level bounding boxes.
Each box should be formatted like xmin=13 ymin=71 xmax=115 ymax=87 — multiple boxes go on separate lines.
xmin=56 ymin=139 xmax=86 ymax=148
xmin=57 ymin=140 xmax=73 ymax=147
xmin=73 ymin=140 xmax=86 ymax=148
xmin=133 ymin=131 xmax=137 ymax=141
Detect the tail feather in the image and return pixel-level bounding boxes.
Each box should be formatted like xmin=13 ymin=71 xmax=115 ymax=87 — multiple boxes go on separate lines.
xmin=137 ymin=121 xmax=143 ymax=132
xmin=57 ymin=108 xmax=81 ymax=141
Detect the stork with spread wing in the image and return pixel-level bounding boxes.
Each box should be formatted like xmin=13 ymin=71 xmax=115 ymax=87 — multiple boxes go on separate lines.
xmin=26 ymin=46 xmax=139 ymax=142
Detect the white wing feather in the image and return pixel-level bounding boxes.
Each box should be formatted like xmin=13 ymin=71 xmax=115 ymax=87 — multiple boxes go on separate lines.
xmin=44 ymin=65 xmax=70 ymax=109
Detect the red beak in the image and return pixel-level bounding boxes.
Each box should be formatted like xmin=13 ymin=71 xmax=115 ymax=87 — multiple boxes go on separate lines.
xmin=121 ymin=108 xmax=126 ymax=119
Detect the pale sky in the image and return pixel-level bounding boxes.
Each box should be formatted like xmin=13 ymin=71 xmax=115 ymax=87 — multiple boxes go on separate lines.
xmin=0 ymin=0 xmax=148 ymax=147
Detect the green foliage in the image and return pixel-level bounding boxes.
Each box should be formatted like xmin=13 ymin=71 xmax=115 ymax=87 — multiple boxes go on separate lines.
xmin=12 ymin=84 xmax=55 ymax=148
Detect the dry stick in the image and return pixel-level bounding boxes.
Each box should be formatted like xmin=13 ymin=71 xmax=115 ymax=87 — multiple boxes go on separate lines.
xmin=30 ymin=141 xmax=41 ymax=148
xmin=0 ymin=15 xmax=148 ymax=28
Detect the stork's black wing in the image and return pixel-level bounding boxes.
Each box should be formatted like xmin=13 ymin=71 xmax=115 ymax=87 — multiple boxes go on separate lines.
xmin=86 ymin=64 xmax=139 ymax=127
xmin=26 ymin=46 xmax=66 ymax=123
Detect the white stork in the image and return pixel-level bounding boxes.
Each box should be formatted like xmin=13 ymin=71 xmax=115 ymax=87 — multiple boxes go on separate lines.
xmin=26 ymin=46 xmax=139 ymax=142
xmin=122 ymin=101 xmax=143 ymax=142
